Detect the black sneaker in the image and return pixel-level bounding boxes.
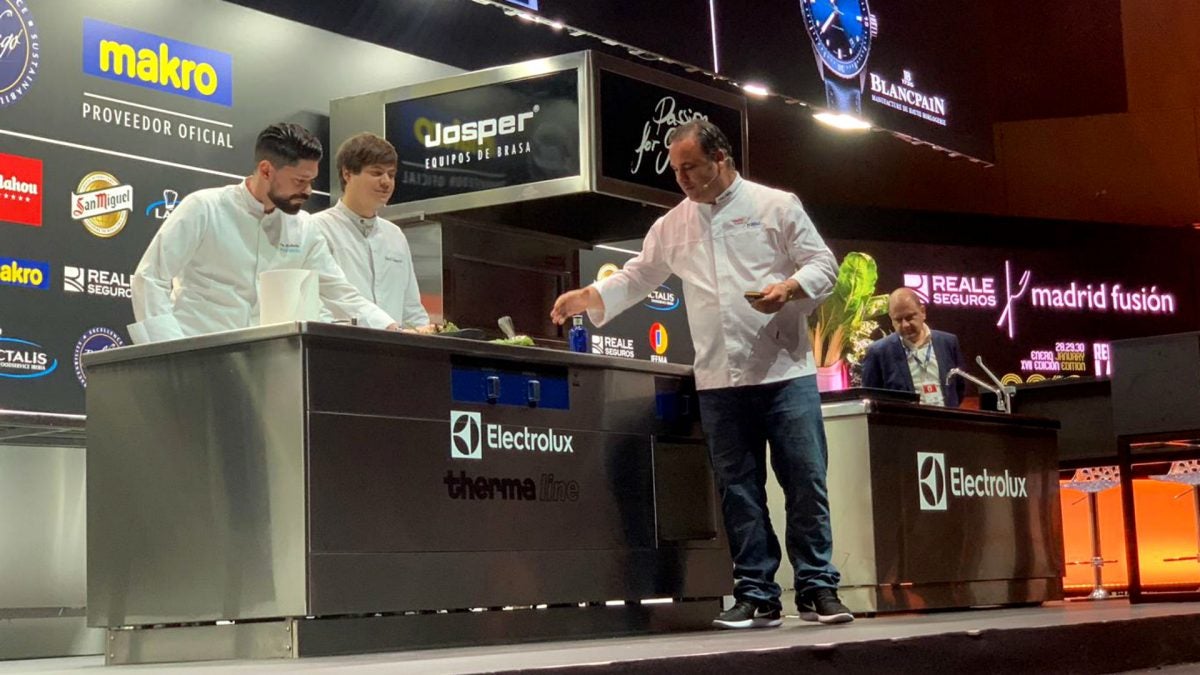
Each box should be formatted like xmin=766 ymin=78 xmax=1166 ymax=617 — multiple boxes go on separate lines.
xmin=712 ymin=601 xmax=782 ymax=629
xmin=798 ymin=588 xmax=854 ymax=624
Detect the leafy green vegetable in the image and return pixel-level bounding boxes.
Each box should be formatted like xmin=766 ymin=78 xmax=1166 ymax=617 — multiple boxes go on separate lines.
xmin=807 ymin=252 xmax=888 ymax=368
xmin=490 ymin=335 xmax=535 ymax=347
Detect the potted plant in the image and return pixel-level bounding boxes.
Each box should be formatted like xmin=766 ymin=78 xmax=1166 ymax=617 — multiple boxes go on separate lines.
xmin=808 ymin=252 xmax=889 ymax=391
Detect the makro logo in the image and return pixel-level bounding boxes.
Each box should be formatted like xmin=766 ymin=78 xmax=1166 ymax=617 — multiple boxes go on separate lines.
xmin=73 ymin=327 xmax=124 ymax=387
xmin=0 ymin=330 xmax=56 ymax=379
xmin=449 ymin=409 xmax=575 ymax=460
xmin=0 ymin=0 xmax=39 ymax=109
xmin=443 ymin=471 xmax=579 ymax=502
xmin=71 ymin=171 xmax=132 ymax=238
xmin=63 ymin=265 xmax=132 ymax=298
xmin=643 ymin=284 xmax=680 ymax=311
xmin=82 ymin=18 xmax=233 ymax=107
xmin=0 ymin=256 xmax=49 ymax=289
xmin=917 ymin=451 xmax=1028 ymax=512
xmin=0 ymin=151 xmax=42 ymax=227
xmin=422 ymin=105 xmax=538 ymax=148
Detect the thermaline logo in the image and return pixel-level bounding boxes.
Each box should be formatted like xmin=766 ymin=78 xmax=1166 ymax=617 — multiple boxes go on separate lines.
xmin=73 ymin=327 xmax=124 ymax=387
xmin=422 ymin=105 xmax=539 ymax=148
xmin=443 ymin=470 xmax=579 ymax=502
xmin=649 ymin=322 xmax=669 ymax=355
xmin=71 ymin=171 xmax=133 ymax=238
xmin=81 ymin=18 xmax=233 ymax=107
xmin=0 ymin=152 xmax=42 ymax=227
xmin=917 ymin=451 xmax=1029 ymax=512
xmin=63 ymin=265 xmax=132 ymax=298
xmin=0 ymin=256 xmax=49 ymax=289
xmin=0 ymin=332 xmax=56 ymax=379
xmin=448 ymin=409 xmax=575 ymax=460
xmin=0 ymin=0 xmax=39 ymax=109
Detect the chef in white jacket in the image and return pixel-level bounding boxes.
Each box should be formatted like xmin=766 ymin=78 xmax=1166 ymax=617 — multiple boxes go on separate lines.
xmin=129 ymin=123 xmax=400 ymax=343
xmin=310 ymin=132 xmax=433 ymax=332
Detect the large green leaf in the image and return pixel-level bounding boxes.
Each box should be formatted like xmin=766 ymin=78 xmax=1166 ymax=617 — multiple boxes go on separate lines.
xmin=808 ymin=252 xmax=882 ymax=367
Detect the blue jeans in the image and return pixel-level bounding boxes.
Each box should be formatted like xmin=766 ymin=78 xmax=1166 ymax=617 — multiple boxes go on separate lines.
xmin=698 ymin=375 xmax=839 ymax=610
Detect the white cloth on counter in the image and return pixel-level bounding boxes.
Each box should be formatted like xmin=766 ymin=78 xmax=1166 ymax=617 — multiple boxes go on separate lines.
xmin=589 ymin=175 xmax=837 ymax=390
xmin=129 ymin=180 xmax=394 ymax=343
xmin=310 ymin=200 xmax=429 ymax=328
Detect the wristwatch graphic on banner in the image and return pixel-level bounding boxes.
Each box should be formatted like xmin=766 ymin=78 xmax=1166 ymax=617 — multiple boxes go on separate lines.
xmin=800 ymin=0 xmax=878 ymax=115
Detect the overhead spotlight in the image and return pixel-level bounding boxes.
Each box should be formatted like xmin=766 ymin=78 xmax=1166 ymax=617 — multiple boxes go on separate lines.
xmin=548 ymin=20 xmax=564 ymax=30
xmin=742 ymin=83 xmax=770 ymax=97
xmin=812 ymin=111 xmax=872 ymax=131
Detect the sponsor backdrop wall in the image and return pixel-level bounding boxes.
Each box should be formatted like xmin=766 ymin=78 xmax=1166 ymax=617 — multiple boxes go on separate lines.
xmin=0 ymin=0 xmax=459 ymax=414
xmin=584 ymin=219 xmax=1199 ymax=397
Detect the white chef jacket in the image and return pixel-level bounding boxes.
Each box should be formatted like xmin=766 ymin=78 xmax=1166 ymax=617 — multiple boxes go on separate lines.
xmin=310 ymin=200 xmax=429 ymax=328
xmin=590 ymin=175 xmax=837 ymax=390
xmin=129 ymin=180 xmax=395 ymax=343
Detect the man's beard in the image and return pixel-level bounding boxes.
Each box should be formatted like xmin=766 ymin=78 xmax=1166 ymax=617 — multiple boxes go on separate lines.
xmin=268 ymin=189 xmax=308 ymax=215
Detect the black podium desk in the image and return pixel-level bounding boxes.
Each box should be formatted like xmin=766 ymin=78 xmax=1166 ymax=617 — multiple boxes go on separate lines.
xmin=768 ymin=397 xmax=1064 ymax=614
xmin=84 ymin=323 xmax=730 ymax=664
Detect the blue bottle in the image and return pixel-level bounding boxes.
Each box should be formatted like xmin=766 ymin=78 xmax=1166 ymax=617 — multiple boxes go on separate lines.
xmin=568 ymin=315 xmax=589 ymax=353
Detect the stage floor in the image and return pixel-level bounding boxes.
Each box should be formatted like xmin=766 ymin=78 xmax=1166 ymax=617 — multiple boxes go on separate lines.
xmin=6 ymin=600 xmax=1200 ymax=674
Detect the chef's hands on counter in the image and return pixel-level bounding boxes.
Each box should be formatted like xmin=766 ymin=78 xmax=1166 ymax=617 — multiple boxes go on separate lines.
xmin=749 ymin=279 xmax=804 ymax=314
xmin=550 ymin=287 xmax=602 ymax=325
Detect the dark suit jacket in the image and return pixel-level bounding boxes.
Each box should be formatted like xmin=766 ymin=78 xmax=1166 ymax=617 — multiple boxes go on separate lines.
xmin=861 ymin=330 xmax=966 ymax=408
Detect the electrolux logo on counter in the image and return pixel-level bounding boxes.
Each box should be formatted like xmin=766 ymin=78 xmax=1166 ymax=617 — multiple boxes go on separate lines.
xmin=0 ymin=0 xmax=39 ymax=109
xmin=70 ymin=171 xmax=132 ymax=238
xmin=0 ymin=151 xmax=42 ymax=227
xmin=0 ymin=256 xmax=49 ymax=290
xmin=917 ymin=451 xmax=1028 ymax=512
xmin=73 ymin=327 xmax=124 ymax=387
xmin=81 ymin=18 xmax=232 ymax=107
xmin=0 ymin=328 xmax=56 ymax=379
xmin=449 ymin=410 xmax=575 ymax=460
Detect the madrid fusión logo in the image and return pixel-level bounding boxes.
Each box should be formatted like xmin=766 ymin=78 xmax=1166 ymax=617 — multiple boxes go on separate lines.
xmin=917 ymin=451 xmax=946 ymax=511
xmin=450 ymin=410 xmax=482 ymax=460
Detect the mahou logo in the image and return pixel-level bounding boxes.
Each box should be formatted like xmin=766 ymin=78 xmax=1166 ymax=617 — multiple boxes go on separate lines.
xmin=0 ymin=152 xmax=41 ymax=227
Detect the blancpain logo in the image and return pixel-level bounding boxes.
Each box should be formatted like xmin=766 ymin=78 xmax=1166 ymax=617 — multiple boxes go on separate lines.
xmin=917 ymin=451 xmax=1028 ymax=512
xmin=423 ymin=105 xmax=539 ymax=148
xmin=449 ymin=409 xmax=574 ymax=460
xmin=869 ymin=71 xmax=948 ymax=126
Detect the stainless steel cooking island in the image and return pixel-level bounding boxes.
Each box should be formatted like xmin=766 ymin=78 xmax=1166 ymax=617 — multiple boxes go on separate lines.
xmin=84 ymin=322 xmax=728 ymax=665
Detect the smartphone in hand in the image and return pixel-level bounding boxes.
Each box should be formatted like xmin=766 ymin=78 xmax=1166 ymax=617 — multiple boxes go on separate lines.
xmin=744 ymin=291 xmax=765 ymax=303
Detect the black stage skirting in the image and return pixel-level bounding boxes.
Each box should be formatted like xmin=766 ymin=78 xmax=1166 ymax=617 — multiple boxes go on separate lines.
xmin=9 ymin=601 xmax=1200 ymax=674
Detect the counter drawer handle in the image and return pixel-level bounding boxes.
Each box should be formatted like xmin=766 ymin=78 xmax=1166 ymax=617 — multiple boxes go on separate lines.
xmin=486 ymin=375 xmax=501 ymax=402
xmin=527 ymin=379 xmax=541 ymax=406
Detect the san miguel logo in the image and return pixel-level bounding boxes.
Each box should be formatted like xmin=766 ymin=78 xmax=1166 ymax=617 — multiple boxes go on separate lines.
xmin=82 ymin=18 xmax=233 ymax=107
xmin=0 ymin=0 xmax=39 ymax=109
xmin=0 ymin=152 xmax=41 ymax=226
xmin=71 ymin=171 xmax=133 ymax=238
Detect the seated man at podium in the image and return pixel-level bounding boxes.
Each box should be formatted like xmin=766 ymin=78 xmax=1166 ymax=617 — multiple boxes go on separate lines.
xmin=862 ymin=287 xmax=966 ymax=407
xmin=129 ymin=123 xmax=399 ymax=343
xmin=310 ymin=132 xmax=435 ymax=333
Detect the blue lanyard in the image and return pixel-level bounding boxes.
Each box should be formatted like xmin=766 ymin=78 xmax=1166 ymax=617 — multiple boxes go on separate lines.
xmin=909 ymin=341 xmax=934 ymax=369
